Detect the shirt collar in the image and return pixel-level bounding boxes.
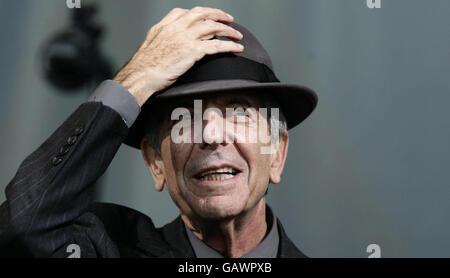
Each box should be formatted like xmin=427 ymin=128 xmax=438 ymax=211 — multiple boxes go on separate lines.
xmin=184 ymin=206 xmax=279 ymax=258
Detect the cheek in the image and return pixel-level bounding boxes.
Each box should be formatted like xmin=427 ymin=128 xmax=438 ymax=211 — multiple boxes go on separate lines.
xmin=162 ymin=140 xmax=194 ymax=188
xmin=160 ymin=140 xmax=195 ymax=209
xmin=237 ymin=143 xmax=272 ymax=186
xmin=170 ymin=142 xmax=192 ymax=173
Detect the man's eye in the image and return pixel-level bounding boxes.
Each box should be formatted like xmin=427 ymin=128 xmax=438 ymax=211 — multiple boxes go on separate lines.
xmin=231 ymin=107 xmax=248 ymax=116
xmin=227 ymin=107 xmax=253 ymax=124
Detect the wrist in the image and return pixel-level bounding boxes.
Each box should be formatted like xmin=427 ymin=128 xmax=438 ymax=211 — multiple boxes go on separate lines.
xmin=113 ymin=72 xmax=155 ymax=107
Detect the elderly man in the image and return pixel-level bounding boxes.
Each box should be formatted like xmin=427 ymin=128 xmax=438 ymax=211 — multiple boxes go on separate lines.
xmin=0 ymin=7 xmax=317 ymax=258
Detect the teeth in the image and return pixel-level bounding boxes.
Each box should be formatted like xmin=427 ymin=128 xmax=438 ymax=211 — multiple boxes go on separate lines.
xmin=199 ymin=167 xmax=236 ymax=177
xmin=199 ymin=174 xmax=235 ymax=181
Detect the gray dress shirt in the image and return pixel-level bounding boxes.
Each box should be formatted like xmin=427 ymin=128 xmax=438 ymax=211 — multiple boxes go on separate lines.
xmin=88 ymin=80 xmax=140 ymax=127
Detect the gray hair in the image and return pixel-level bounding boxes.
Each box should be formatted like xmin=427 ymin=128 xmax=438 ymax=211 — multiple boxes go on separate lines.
xmin=266 ymin=98 xmax=288 ymax=144
xmin=144 ymin=96 xmax=288 ymax=155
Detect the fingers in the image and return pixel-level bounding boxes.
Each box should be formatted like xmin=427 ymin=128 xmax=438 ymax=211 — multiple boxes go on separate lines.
xmin=192 ymin=20 xmax=243 ymax=41
xmin=199 ymin=39 xmax=245 ymax=56
xmin=178 ymin=6 xmax=234 ymax=26
xmin=159 ymin=7 xmax=188 ymax=26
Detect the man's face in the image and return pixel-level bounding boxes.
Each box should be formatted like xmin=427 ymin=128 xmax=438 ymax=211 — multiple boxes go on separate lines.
xmin=141 ymin=92 xmax=288 ymax=220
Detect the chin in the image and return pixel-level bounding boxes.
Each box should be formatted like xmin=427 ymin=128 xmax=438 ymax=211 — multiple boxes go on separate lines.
xmin=193 ymin=195 xmax=246 ymax=220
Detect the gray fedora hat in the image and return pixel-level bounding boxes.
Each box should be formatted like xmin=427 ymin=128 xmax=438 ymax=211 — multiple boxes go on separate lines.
xmin=124 ymin=22 xmax=318 ymax=149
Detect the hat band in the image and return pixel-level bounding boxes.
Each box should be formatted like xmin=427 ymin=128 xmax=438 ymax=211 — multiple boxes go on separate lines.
xmin=174 ymin=54 xmax=280 ymax=86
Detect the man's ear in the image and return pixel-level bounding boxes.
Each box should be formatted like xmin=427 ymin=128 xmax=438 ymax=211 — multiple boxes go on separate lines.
xmin=141 ymin=138 xmax=166 ymax=192
xmin=269 ymin=132 xmax=289 ymax=184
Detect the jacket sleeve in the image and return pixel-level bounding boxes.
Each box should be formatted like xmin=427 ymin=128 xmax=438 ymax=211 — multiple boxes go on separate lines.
xmin=0 ymin=101 xmax=129 ymax=257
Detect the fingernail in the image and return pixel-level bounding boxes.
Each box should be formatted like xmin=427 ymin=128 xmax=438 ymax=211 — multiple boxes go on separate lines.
xmin=226 ymin=13 xmax=234 ymax=20
xmin=237 ymin=31 xmax=243 ymax=38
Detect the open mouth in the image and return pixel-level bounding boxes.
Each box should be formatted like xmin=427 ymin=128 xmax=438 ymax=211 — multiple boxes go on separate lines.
xmin=195 ymin=167 xmax=240 ymax=181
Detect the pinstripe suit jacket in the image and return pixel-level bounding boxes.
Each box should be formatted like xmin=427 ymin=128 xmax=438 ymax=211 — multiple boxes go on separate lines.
xmin=0 ymin=102 xmax=306 ymax=258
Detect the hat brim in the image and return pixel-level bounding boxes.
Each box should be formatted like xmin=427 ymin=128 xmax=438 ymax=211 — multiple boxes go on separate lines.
xmin=124 ymin=79 xmax=318 ymax=149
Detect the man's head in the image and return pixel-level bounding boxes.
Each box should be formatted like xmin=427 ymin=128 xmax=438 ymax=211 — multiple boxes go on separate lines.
xmin=140 ymin=91 xmax=289 ymax=220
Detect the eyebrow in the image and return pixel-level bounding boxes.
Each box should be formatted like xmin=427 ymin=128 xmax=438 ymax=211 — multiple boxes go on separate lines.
xmin=225 ymin=97 xmax=253 ymax=107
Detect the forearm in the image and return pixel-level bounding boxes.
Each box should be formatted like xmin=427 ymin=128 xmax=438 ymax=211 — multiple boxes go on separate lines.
xmin=0 ymin=100 xmax=128 ymax=257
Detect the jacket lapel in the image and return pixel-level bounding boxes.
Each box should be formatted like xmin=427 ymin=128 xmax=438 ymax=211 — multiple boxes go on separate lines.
xmin=276 ymin=219 xmax=308 ymax=258
xmin=157 ymin=216 xmax=196 ymax=258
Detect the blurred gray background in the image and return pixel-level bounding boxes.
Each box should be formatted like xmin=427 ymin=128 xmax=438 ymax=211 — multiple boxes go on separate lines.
xmin=0 ymin=0 xmax=449 ymax=257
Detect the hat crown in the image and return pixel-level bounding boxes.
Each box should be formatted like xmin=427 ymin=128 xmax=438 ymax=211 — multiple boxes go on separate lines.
xmin=173 ymin=22 xmax=279 ymax=86
xmin=218 ymin=22 xmax=275 ymax=72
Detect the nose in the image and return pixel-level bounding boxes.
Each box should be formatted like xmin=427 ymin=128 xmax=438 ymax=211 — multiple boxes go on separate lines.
xmin=200 ymin=108 xmax=228 ymax=149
